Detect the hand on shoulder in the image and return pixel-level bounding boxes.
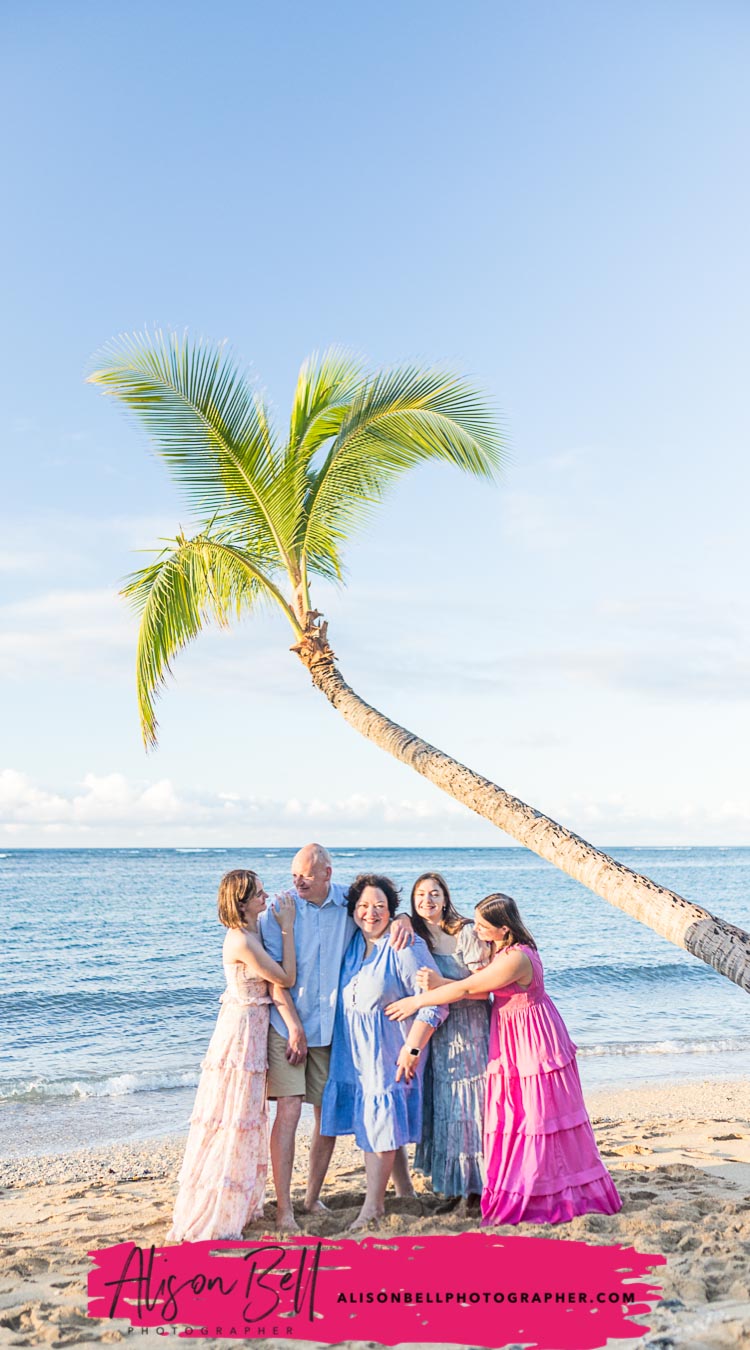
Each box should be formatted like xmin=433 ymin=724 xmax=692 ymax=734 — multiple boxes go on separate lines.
xmin=460 ymin=921 xmax=493 ymax=969
xmin=272 ymin=891 xmax=297 ymax=932
xmin=389 ymin=913 xmax=414 ymax=950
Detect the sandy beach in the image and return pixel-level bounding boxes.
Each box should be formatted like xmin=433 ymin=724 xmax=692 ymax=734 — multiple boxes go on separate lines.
xmin=1 ymin=1079 xmax=749 ymax=1350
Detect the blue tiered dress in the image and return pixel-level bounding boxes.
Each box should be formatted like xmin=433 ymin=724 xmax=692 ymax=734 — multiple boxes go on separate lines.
xmin=321 ymin=931 xmax=448 ymax=1152
xmin=415 ymin=923 xmax=490 ymax=1197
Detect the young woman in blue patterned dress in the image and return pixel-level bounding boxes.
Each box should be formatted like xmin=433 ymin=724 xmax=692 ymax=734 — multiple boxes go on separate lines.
xmin=410 ymin=872 xmax=491 ymax=1210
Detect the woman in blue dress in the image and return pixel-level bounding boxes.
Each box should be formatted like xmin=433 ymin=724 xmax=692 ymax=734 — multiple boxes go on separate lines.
xmin=321 ymin=873 xmax=448 ymax=1229
xmin=410 ymin=872 xmax=491 ymax=1210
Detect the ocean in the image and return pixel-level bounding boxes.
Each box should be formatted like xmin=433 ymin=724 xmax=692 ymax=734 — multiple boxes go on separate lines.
xmin=2 ymin=846 xmax=749 ymax=1159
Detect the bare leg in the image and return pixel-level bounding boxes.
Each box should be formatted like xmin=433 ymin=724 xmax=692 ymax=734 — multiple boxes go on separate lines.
xmin=388 ymin=1144 xmax=412 ymax=1198
xmin=349 ymin=1150 xmax=396 ymax=1229
xmin=304 ymin=1104 xmax=337 ymax=1213
xmin=270 ymin=1096 xmax=302 ymax=1231
xmin=391 ymin=1145 xmax=414 ymax=1197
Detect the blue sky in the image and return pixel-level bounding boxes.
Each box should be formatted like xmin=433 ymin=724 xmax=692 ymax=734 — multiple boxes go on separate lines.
xmin=1 ymin=1 xmax=749 ymax=846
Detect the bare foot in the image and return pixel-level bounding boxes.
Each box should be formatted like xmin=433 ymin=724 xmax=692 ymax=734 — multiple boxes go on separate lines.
xmin=348 ymin=1206 xmax=384 ymax=1232
xmin=303 ymin=1198 xmax=331 ymax=1215
xmin=393 ymin=1185 xmax=415 ymax=1199
xmin=277 ymin=1211 xmax=301 ymax=1233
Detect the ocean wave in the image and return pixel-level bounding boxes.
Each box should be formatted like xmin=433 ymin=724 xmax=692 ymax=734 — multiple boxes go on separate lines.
xmin=1 ymin=1068 xmax=199 ymax=1103
xmin=552 ymin=961 xmax=710 ymax=987
xmin=175 ymin=848 xmax=228 ymax=853
xmin=579 ymin=1036 xmax=750 ymax=1058
xmin=3 ymin=985 xmax=216 ymax=1016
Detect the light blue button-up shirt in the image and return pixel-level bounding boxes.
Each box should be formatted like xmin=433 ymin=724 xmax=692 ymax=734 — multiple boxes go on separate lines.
xmin=258 ymin=882 xmax=356 ymax=1046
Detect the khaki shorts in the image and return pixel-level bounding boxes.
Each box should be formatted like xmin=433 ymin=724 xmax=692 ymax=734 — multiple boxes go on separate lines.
xmin=266 ymin=1025 xmax=331 ymax=1106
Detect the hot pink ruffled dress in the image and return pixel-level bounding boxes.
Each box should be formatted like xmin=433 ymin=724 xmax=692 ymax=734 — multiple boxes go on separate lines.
xmin=482 ymin=945 xmax=621 ymax=1225
xmin=167 ymin=964 xmax=271 ymax=1241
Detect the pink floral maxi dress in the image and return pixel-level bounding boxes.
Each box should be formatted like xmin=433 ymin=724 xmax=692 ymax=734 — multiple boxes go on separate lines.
xmin=168 ymin=964 xmax=271 ymax=1241
xmin=482 ymin=945 xmax=622 ymax=1225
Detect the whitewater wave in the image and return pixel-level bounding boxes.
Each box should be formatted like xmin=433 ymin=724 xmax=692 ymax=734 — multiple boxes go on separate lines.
xmin=579 ymin=1036 xmax=750 ymax=1058
xmin=1 ymin=1068 xmax=199 ymax=1103
xmin=174 ymin=848 xmax=228 ymax=854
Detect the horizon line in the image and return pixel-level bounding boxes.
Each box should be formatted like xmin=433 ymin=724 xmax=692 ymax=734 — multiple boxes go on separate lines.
xmin=1 ymin=843 xmax=747 ymax=853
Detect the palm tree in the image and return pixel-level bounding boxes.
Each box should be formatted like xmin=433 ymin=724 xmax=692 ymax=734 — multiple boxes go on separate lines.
xmin=89 ymin=330 xmax=750 ymax=994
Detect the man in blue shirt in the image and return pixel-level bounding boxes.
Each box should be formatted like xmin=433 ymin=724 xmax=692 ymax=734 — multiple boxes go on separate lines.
xmin=259 ymin=842 xmax=412 ymax=1230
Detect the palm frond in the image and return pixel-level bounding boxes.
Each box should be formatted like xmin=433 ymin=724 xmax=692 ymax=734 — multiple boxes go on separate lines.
xmin=301 ymin=366 xmax=507 ymax=570
xmin=123 ymin=533 xmax=297 ymax=747
xmin=284 ymin=349 xmax=365 ymax=578
xmin=89 ymin=330 xmax=297 ymax=565
xmin=288 ymin=348 xmax=363 ymax=458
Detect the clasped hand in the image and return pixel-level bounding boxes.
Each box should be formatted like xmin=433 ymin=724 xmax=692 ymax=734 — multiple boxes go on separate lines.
xmin=284 ymin=1023 xmax=307 ymax=1066
xmin=415 ymin=966 xmax=441 ymax=992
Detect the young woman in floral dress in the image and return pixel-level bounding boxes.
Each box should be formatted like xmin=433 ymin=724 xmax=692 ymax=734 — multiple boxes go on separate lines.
xmin=168 ymin=869 xmax=299 ymax=1241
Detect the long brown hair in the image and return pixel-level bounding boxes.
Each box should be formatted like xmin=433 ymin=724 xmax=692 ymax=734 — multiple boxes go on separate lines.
xmin=410 ymin=872 xmax=468 ymax=952
xmin=217 ymin=869 xmax=260 ymax=929
xmin=475 ymin=893 xmax=538 ymax=950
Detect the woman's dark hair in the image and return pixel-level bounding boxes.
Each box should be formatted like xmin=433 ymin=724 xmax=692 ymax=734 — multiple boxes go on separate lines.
xmin=475 ymin=893 xmax=538 ymax=950
xmin=410 ymin=872 xmax=468 ymax=952
xmin=346 ymin=873 xmax=401 ymax=918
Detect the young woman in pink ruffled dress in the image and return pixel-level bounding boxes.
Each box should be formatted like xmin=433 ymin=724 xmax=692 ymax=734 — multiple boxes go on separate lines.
xmin=387 ymin=892 xmax=621 ymax=1225
xmin=168 ymin=870 xmax=298 ymax=1241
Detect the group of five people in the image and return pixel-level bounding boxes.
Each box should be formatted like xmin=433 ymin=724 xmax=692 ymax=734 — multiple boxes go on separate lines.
xmin=168 ymin=843 xmax=621 ymax=1241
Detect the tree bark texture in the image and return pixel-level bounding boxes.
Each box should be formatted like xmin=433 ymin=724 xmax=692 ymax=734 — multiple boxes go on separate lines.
xmin=293 ymin=627 xmax=750 ymax=995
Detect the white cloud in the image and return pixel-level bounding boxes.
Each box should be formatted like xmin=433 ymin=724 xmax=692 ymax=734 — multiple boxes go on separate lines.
xmin=0 ymin=768 xmax=472 ymax=842
xmin=0 ymin=588 xmax=136 ymax=679
xmin=1 ymin=768 xmax=748 ymax=848
xmin=0 ymin=769 xmax=69 ymax=822
xmin=546 ymin=790 xmax=750 ymax=844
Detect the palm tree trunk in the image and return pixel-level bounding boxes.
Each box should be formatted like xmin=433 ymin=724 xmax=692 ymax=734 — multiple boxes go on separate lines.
xmin=292 ymin=619 xmax=750 ymax=995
